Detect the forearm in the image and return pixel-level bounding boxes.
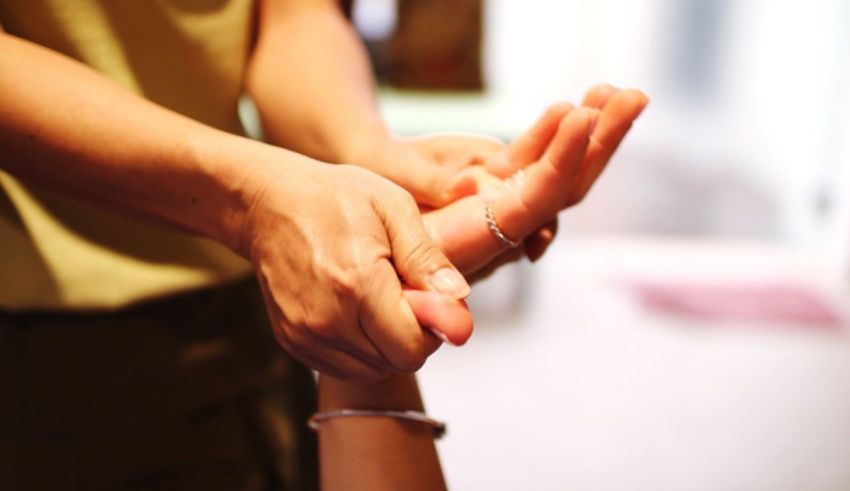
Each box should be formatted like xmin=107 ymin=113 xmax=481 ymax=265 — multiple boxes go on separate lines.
xmin=0 ymin=32 xmax=303 ymax=255
xmin=318 ymin=374 xmax=447 ymax=491
xmin=246 ymin=0 xmax=390 ymax=164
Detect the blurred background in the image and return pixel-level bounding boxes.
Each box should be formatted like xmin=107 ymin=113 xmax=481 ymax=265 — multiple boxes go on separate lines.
xmin=350 ymin=1 xmax=850 ymax=489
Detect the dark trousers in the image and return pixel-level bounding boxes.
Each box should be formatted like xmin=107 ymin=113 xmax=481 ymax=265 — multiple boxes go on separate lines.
xmin=0 ymin=279 xmax=318 ymax=490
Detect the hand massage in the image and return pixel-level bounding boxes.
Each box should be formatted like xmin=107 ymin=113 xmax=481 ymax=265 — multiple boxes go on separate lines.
xmin=0 ymin=0 xmax=646 ymax=489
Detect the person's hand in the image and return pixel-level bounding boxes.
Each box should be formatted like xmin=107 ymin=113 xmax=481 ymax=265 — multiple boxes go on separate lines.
xmin=354 ymin=85 xmax=641 ymax=270
xmin=238 ymin=155 xmax=472 ymax=380
xmin=421 ymin=88 xmax=649 ymax=279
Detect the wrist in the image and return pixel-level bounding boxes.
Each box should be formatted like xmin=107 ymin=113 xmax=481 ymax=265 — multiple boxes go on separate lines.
xmin=182 ymin=129 xmax=310 ymax=257
xmin=340 ymin=122 xmax=397 ymax=168
xmin=319 ymin=373 xmax=424 ymax=412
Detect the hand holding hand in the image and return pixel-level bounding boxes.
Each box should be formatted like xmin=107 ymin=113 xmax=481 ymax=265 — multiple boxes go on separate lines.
xmin=364 ymin=85 xmax=646 ymax=277
xmin=239 ymin=155 xmax=472 ymax=380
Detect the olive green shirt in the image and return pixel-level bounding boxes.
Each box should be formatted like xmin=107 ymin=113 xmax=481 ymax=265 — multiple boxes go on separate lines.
xmin=0 ymin=0 xmax=256 ymax=310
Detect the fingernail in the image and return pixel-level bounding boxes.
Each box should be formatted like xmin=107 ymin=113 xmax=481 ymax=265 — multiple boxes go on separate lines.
xmin=429 ymin=267 xmax=470 ymax=299
xmin=426 ymin=326 xmax=458 ymax=346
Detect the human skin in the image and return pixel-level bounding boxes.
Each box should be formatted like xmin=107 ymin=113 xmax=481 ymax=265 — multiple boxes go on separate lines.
xmin=315 ymin=288 xmax=486 ymax=491
xmin=317 ymin=372 xmax=448 ymax=491
xmin=245 ymin=4 xmax=647 ymax=484
xmin=0 ymin=8 xmax=649 ymax=487
xmin=0 ymin=31 xmax=468 ymax=381
xmin=246 ymin=0 xmax=476 ymax=208
xmin=246 ymin=0 xmax=647 ymax=275
xmin=0 ymin=12 xmax=646 ymax=378
xmin=313 ymin=94 xmax=649 ymax=489
xmin=421 ymin=88 xmax=649 ymax=284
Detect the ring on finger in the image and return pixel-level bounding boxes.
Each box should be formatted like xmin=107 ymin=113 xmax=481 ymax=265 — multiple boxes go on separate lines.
xmin=484 ymin=201 xmax=521 ymax=249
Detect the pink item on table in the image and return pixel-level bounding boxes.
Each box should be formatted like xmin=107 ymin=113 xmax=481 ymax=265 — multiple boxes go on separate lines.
xmin=630 ymin=282 xmax=846 ymax=329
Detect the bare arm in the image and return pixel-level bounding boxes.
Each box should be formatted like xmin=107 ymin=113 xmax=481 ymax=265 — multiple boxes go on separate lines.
xmin=314 ymin=290 xmax=478 ymax=489
xmin=317 ymin=374 xmax=447 ymax=491
xmin=0 ymin=32 xmax=262 ymax=252
xmin=246 ymin=0 xmax=384 ymax=165
xmin=246 ymin=0 xmax=472 ymax=207
xmin=0 ymin=31 xmax=470 ymax=380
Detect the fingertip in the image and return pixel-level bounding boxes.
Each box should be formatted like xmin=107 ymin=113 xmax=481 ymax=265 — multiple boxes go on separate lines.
xmin=404 ymin=289 xmax=474 ymax=346
xmin=507 ymin=102 xmax=576 ymax=167
xmin=634 ymin=91 xmax=650 ymax=117
xmin=445 ymin=171 xmax=478 ymax=202
xmin=583 ymin=83 xmax=618 ymax=108
xmin=616 ymin=89 xmax=650 ymax=118
xmin=524 ymin=227 xmax=555 ymax=262
xmin=546 ymin=101 xmax=575 ymax=120
xmin=539 ymin=226 xmax=555 ymax=242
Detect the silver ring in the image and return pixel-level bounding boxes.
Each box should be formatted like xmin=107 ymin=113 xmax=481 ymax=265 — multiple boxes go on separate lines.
xmin=485 ymin=201 xmax=521 ymax=249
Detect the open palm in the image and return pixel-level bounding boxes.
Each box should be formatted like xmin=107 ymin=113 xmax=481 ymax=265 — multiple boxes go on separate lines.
xmin=419 ymin=87 xmax=649 ymax=278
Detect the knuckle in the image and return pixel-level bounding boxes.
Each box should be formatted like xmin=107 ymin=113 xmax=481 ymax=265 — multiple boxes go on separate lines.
xmin=290 ymin=304 xmax=338 ymax=342
xmin=399 ymin=239 xmax=443 ymax=276
xmin=325 ymin=264 xmax=360 ymax=299
xmin=391 ymin=187 xmax=418 ymax=210
xmin=309 ymin=317 xmax=337 ymax=341
xmin=339 ymin=165 xmax=382 ymax=194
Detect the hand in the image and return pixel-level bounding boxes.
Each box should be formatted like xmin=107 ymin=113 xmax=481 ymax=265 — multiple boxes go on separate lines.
xmin=409 ymin=84 xmax=642 ymax=261
xmin=239 ymin=155 xmax=472 ymax=381
xmin=421 ymin=88 xmax=649 ymax=279
xmin=360 ymin=85 xmax=642 ymax=272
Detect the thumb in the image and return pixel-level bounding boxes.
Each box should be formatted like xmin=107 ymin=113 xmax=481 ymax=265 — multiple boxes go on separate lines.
xmin=404 ymin=289 xmax=474 ymax=346
xmin=376 ymin=192 xmax=471 ymax=299
xmin=400 ymin=156 xmax=478 ymax=208
xmin=369 ymin=143 xmax=478 ymax=208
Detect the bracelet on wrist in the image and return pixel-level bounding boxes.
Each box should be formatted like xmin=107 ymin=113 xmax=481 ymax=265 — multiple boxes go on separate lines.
xmin=308 ymin=409 xmax=446 ymax=439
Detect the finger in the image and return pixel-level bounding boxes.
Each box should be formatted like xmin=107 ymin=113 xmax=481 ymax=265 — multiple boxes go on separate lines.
xmin=399 ymin=155 xmax=480 ymax=207
xmin=428 ymin=110 xmax=594 ymax=275
xmin=423 ymin=196 xmax=507 ymax=276
xmin=359 ymin=259 xmax=443 ymax=373
xmin=404 ymin=289 xmax=474 ymax=346
xmin=487 ymin=102 xmax=574 ymax=177
xmin=524 ymin=218 xmax=558 ymax=262
xmin=424 ymin=194 xmax=528 ymax=277
xmin=582 ymin=83 xmax=618 ymax=109
xmin=574 ymin=89 xmax=649 ymax=201
xmin=370 ymin=143 xmax=480 ymax=208
xmin=494 ymin=107 xmax=596 ymax=241
xmin=378 ymin=191 xmax=471 ymax=299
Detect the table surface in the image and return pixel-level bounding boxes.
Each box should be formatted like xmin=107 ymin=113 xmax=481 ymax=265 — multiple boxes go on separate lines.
xmin=420 ymin=236 xmax=850 ymax=491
